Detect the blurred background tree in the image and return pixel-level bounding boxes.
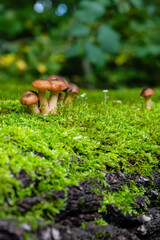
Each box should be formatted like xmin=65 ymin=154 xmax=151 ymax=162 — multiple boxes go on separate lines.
xmin=0 ymin=0 xmax=160 ymax=89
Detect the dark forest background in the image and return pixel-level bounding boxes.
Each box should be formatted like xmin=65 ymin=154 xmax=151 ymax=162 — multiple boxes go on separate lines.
xmin=0 ymin=0 xmax=160 ymax=89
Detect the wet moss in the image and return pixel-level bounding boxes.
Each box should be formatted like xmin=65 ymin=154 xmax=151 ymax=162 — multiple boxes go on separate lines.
xmin=0 ymin=83 xmax=159 ymax=226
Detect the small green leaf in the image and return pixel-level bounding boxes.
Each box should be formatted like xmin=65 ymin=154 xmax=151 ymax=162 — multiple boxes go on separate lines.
xmin=84 ymin=42 xmax=106 ymax=67
xmin=75 ymin=1 xmax=105 ymax=23
xmin=97 ymin=24 xmax=121 ymax=54
xmin=70 ymin=23 xmax=90 ymax=37
xmin=130 ymin=0 xmax=143 ymax=8
xmin=118 ymin=2 xmax=130 ymax=14
xmin=66 ymin=45 xmax=83 ymax=58
xmin=98 ymin=0 xmax=111 ymax=7
xmin=80 ymin=0 xmax=105 ymax=13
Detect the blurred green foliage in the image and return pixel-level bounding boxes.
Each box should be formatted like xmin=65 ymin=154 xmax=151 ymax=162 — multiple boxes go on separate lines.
xmin=0 ymin=0 xmax=160 ymax=88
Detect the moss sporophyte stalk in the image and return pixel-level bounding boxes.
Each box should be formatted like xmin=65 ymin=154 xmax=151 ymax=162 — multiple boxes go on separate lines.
xmin=0 ymin=83 xmax=159 ymax=228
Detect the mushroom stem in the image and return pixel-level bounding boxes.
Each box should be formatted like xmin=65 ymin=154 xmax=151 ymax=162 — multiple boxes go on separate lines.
xmin=48 ymin=91 xmax=59 ymax=115
xmin=64 ymin=94 xmax=74 ymax=106
xmin=28 ymin=104 xmax=40 ymax=114
xmin=145 ymin=96 xmax=152 ymax=110
xmin=38 ymin=90 xmax=49 ymax=114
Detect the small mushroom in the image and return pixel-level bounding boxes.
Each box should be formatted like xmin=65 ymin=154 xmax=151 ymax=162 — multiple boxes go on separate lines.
xmin=32 ymin=79 xmax=50 ymax=114
xmin=23 ymin=90 xmax=40 ymax=108
xmin=20 ymin=91 xmax=39 ymax=114
xmin=47 ymin=75 xmax=69 ymax=115
xmin=64 ymin=83 xmax=80 ymax=106
xmin=140 ymin=88 xmax=154 ymax=110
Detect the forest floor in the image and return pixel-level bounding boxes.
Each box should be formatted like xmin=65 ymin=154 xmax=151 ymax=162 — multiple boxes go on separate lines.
xmin=0 ymin=83 xmax=160 ymax=240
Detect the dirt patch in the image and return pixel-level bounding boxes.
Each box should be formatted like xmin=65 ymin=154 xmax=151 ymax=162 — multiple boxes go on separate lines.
xmin=0 ymin=171 xmax=160 ymax=240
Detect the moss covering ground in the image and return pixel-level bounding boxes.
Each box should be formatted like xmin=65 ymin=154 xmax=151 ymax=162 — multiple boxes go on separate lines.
xmin=0 ymin=83 xmax=160 ymax=226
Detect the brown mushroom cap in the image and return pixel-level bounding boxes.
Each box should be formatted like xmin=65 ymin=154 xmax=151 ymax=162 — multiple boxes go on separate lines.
xmin=20 ymin=92 xmax=39 ymax=105
xmin=59 ymin=75 xmax=69 ymax=87
xmin=47 ymin=75 xmax=61 ymax=81
xmin=32 ymin=77 xmax=69 ymax=92
xmin=23 ymin=90 xmax=38 ymax=96
xmin=48 ymin=79 xmax=68 ymax=92
xmin=65 ymin=83 xmax=80 ymax=94
xmin=32 ymin=79 xmax=51 ymax=91
xmin=47 ymin=75 xmax=69 ymax=90
xmin=140 ymin=88 xmax=154 ymax=98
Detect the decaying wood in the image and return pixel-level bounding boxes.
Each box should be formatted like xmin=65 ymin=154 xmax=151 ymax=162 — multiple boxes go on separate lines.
xmin=0 ymin=171 xmax=159 ymax=240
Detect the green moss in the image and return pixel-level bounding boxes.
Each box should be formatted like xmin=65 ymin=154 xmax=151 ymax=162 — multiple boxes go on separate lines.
xmin=99 ymin=182 xmax=148 ymax=215
xmin=0 ymin=83 xmax=159 ymax=225
xmin=94 ymin=218 xmax=107 ymax=226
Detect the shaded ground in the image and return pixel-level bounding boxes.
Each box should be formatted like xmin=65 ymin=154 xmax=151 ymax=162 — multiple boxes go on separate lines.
xmin=0 ymin=171 xmax=160 ymax=240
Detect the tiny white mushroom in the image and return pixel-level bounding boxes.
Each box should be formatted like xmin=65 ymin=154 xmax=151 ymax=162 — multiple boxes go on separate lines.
xmin=103 ymin=89 xmax=108 ymax=105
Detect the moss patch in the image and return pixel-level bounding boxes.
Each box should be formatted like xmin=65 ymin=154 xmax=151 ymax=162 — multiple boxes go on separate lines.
xmin=0 ymin=83 xmax=159 ymax=226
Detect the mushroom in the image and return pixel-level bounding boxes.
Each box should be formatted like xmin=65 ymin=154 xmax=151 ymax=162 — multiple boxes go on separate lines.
xmin=64 ymin=83 xmax=80 ymax=106
xmin=58 ymin=93 xmax=64 ymax=107
xmin=32 ymin=79 xmax=50 ymax=114
xmin=23 ymin=90 xmax=36 ymax=96
xmin=140 ymin=88 xmax=154 ymax=110
xmin=46 ymin=75 xmax=69 ymax=115
xmin=20 ymin=91 xmax=39 ymax=114
xmin=23 ymin=90 xmax=40 ymax=108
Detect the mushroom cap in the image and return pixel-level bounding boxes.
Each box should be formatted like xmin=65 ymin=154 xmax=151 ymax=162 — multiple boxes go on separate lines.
xmin=20 ymin=92 xmax=39 ymax=105
xmin=58 ymin=92 xmax=64 ymax=100
xmin=65 ymin=83 xmax=80 ymax=94
xmin=59 ymin=75 xmax=69 ymax=87
xmin=32 ymin=77 xmax=69 ymax=92
xmin=47 ymin=75 xmax=69 ymax=89
xmin=47 ymin=79 xmax=68 ymax=92
xmin=47 ymin=75 xmax=61 ymax=81
xmin=140 ymin=88 xmax=154 ymax=98
xmin=32 ymin=79 xmax=51 ymax=91
xmin=23 ymin=90 xmax=38 ymax=96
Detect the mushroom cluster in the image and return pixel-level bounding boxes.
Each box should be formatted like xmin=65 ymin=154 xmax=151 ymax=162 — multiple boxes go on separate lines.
xmin=20 ymin=75 xmax=80 ymax=115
